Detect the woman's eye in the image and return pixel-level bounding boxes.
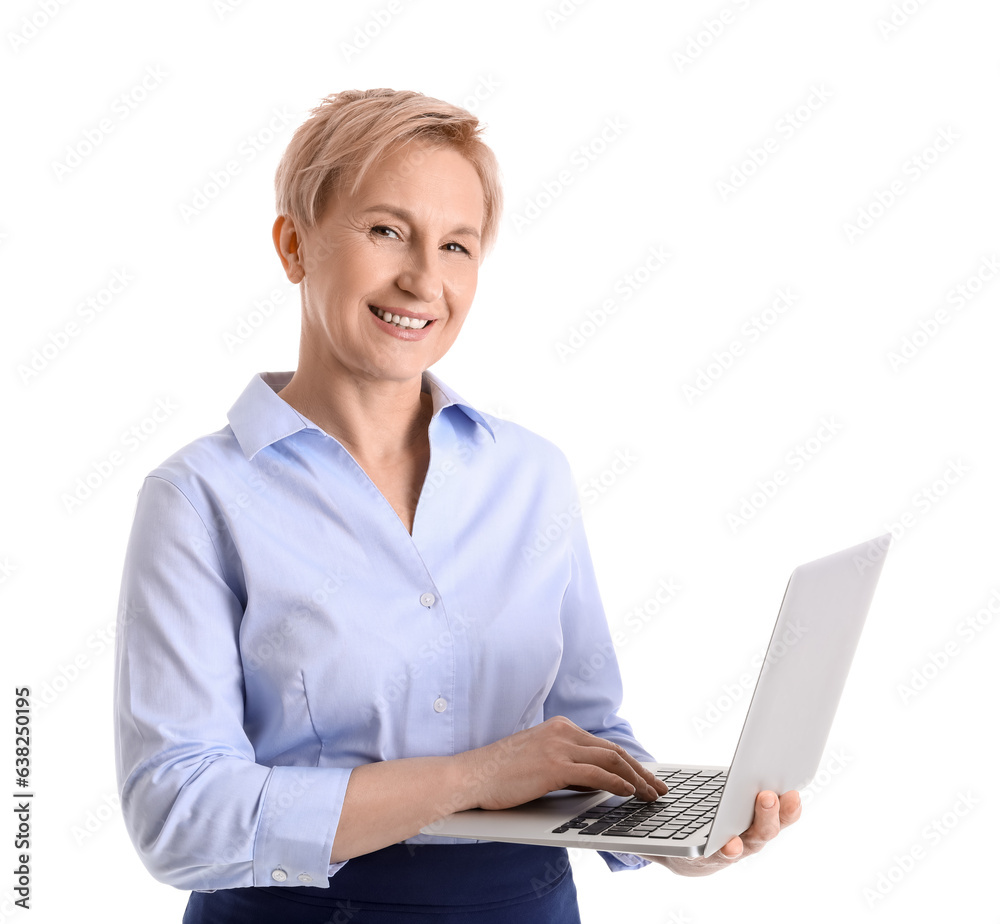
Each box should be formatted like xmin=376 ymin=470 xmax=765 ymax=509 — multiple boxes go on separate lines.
xmin=370 ymin=225 xmax=399 ymax=239
xmin=444 ymin=242 xmax=469 ymax=254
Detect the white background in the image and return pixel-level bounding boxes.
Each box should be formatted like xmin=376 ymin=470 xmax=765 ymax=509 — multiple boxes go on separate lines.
xmin=2 ymin=0 xmax=997 ymax=921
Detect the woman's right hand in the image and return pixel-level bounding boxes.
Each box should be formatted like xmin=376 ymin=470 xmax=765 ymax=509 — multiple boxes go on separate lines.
xmin=454 ymin=715 xmax=667 ymax=811
xmin=331 ymin=717 xmax=667 ymax=863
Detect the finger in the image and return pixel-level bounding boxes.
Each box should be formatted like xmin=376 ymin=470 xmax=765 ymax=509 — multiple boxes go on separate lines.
xmin=577 ymin=744 xmax=661 ymax=799
xmin=642 ymin=766 xmax=669 ymax=795
xmin=778 ymin=790 xmax=802 ymax=827
xmin=740 ymin=791 xmax=782 ymax=848
xmin=609 ymin=748 xmax=668 ymax=795
xmin=586 ymin=739 xmax=667 ymax=797
xmin=719 ymin=835 xmax=743 ymax=859
xmin=565 ymin=761 xmax=643 ymax=798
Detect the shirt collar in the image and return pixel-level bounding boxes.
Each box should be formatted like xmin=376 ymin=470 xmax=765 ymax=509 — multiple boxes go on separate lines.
xmin=228 ymin=370 xmax=496 ymax=461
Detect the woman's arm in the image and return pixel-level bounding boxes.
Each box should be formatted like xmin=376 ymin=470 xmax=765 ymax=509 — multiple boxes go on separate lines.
xmin=115 ymin=475 xmax=351 ymax=890
xmin=330 ymin=715 xmax=664 ymax=863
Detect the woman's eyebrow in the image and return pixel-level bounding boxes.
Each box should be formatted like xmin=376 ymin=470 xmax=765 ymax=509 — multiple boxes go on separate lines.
xmin=360 ymin=204 xmax=481 ymax=240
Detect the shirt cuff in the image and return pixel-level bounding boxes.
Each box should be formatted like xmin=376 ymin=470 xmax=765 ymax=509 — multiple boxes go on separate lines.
xmin=252 ymin=764 xmax=353 ymax=888
xmin=600 ymin=850 xmax=651 ymax=872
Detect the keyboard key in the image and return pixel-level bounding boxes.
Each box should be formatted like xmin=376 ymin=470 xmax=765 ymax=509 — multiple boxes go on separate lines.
xmin=566 ymin=769 xmax=724 ymax=839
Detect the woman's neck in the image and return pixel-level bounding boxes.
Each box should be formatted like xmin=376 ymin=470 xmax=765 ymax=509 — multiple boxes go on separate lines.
xmin=276 ymin=365 xmax=433 ymax=466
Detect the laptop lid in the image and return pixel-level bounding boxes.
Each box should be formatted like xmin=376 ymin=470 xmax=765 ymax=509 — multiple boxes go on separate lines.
xmin=703 ymin=533 xmax=891 ymax=855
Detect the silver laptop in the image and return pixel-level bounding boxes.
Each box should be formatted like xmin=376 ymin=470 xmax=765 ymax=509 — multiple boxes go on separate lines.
xmin=422 ymin=534 xmax=890 ymax=857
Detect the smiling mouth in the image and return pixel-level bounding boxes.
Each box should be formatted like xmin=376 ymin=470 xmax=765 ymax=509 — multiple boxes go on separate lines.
xmin=369 ymin=305 xmax=434 ymax=330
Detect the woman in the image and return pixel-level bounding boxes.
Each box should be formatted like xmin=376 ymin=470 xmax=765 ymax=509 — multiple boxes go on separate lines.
xmin=114 ymin=88 xmax=798 ymax=923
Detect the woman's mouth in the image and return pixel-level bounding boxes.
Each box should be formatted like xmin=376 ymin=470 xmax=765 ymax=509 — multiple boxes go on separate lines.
xmin=368 ymin=305 xmax=434 ymax=330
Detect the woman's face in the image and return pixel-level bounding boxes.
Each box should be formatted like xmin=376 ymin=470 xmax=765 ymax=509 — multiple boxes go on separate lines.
xmin=281 ymin=141 xmax=485 ymax=389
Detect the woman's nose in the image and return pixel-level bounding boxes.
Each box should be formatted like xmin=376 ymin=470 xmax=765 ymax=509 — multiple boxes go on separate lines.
xmin=397 ymin=248 xmax=444 ymax=303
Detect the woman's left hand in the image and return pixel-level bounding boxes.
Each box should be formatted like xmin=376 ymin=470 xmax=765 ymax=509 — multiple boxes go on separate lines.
xmin=638 ymin=789 xmax=801 ymax=877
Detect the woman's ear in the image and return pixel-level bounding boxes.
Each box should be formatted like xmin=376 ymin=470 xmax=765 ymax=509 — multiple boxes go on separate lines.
xmin=272 ymin=215 xmax=305 ymax=284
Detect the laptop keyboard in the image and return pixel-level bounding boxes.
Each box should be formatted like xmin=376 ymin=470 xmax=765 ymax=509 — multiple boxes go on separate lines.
xmin=551 ymin=769 xmax=726 ymax=840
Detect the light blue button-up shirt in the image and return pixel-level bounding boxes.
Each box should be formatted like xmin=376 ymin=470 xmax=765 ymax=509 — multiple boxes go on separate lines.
xmin=114 ymin=370 xmax=652 ymax=892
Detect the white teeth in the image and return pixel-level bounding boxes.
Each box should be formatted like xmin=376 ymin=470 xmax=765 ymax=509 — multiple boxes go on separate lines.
xmin=373 ymin=307 xmax=429 ymax=330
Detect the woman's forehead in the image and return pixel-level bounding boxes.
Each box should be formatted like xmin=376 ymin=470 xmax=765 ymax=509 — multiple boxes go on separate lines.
xmin=343 ymin=147 xmax=485 ymax=224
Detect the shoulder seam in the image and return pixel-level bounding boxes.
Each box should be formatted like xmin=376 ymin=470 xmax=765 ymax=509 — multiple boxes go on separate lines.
xmin=145 ymin=474 xmax=228 ymax=575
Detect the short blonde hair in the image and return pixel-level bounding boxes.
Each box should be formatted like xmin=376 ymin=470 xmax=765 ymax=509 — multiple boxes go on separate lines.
xmin=274 ymin=88 xmax=503 ymax=256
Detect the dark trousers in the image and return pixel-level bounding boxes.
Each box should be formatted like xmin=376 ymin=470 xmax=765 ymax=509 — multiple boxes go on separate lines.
xmin=182 ymin=842 xmax=581 ymax=923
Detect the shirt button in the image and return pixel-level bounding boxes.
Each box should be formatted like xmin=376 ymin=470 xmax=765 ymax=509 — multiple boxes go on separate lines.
xmin=297 ymin=873 xmax=313 ymax=882
xmin=271 ymin=868 xmax=287 ymax=882
xmin=420 ymin=592 xmax=436 ymax=607
xmin=433 ymin=697 xmax=448 ymax=713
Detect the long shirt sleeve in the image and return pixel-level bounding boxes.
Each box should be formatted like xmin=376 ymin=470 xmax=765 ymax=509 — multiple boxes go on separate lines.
xmin=115 ymin=474 xmax=351 ymax=890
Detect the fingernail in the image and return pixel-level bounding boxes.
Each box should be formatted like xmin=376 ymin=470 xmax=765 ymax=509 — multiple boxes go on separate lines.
xmin=762 ymin=794 xmax=776 ymax=808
